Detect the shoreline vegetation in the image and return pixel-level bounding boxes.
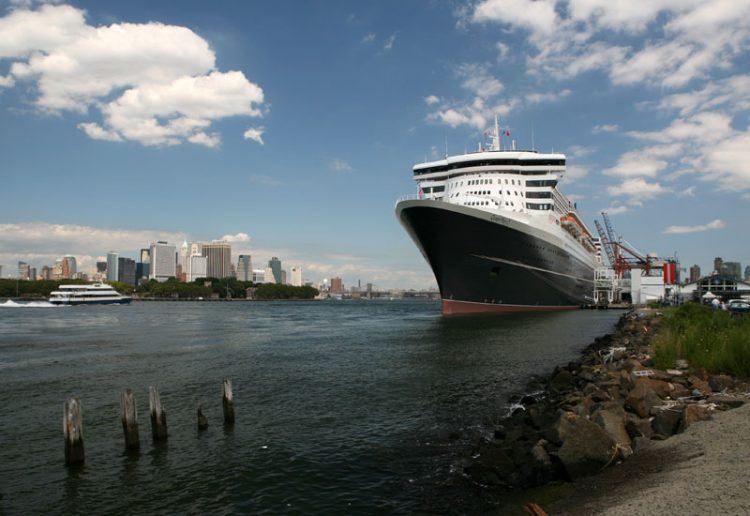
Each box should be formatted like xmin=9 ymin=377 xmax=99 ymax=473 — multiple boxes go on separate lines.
xmin=463 ymin=304 xmax=749 ymax=513
xmin=0 ymin=278 xmax=319 ymax=301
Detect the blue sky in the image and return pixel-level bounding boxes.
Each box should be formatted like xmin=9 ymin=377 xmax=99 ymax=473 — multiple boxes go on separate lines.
xmin=1 ymin=0 xmax=749 ymax=287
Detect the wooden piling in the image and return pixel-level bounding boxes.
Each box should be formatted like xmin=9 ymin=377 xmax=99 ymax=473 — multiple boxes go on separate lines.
xmin=120 ymin=389 xmax=140 ymax=451
xmin=149 ymin=386 xmax=167 ymax=442
xmin=197 ymin=405 xmax=208 ymax=430
xmin=222 ymin=378 xmax=235 ymax=425
xmin=63 ymin=398 xmax=84 ymax=466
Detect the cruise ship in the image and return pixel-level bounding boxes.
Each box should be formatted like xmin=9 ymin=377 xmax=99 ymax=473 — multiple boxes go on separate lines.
xmin=395 ymin=117 xmax=598 ymax=315
xmin=48 ymin=283 xmax=132 ymax=305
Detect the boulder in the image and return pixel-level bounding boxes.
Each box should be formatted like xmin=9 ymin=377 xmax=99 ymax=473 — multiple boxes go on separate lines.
xmin=594 ymin=409 xmax=632 ymax=458
xmin=681 ymin=403 xmax=712 ymax=429
xmin=651 ymin=407 xmax=684 ymax=437
xmin=619 ymin=369 xmax=635 ymax=391
xmin=583 ymin=383 xmax=610 ymax=402
xmin=688 ymin=376 xmax=712 ymax=396
xmin=531 ymin=439 xmax=553 ymax=469
xmin=694 ymin=367 xmax=709 ymax=381
xmin=466 ymin=445 xmax=516 ymax=487
xmin=708 ymin=374 xmax=735 ymax=393
xmin=643 ymin=378 xmax=674 ymax=398
xmin=625 ymin=415 xmax=653 ymax=439
xmin=706 ymin=394 xmax=745 ymax=408
xmin=558 ymin=417 xmax=617 ymax=479
xmin=624 ymin=379 xmax=662 ymax=418
xmin=550 ymin=369 xmax=575 ymax=392
xmin=552 ymin=411 xmax=578 ymax=445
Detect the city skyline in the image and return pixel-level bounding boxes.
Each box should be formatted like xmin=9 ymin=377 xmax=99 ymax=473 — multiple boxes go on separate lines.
xmin=1 ymin=1 xmax=749 ymax=288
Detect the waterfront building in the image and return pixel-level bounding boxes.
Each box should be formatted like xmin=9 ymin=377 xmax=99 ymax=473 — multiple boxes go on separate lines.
xmin=723 ymin=261 xmax=742 ymax=280
xmin=713 ymin=257 xmax=723 ymax=274
xmin=268 ymin=257 xmax=282 ymax=284
xmin=236 ymin=255 xmax=252 ymax=281
xmin=680 ymin=274 xmax=750 ymax=302
xmin=184 ymin=254 xmax=208 ymax=283
xmin=106 ymin=252 xmax=119 ymax=282
xmin=264 ymin=266 xmax=275 ymax=283
xmin=149 ymin=241 xmax=176 ymax=282
xmin=291 ymin=266 xmax=303 ymax=287
xmin=252 ymin=268 xmax=265 ymax=283
xmin=61 ymin=255 xmax=77 ymax=279
xmin=689 ymin=264 xmax=701 ymax=283
xmin=74 ymin=272 xmax=88 ymax=281
xmin=202 ymin=241 xmax=232 ymax=278
xmin=18 ymin=261 xmax=30 ymax=280
xmin=118 ymin=257 xmax=136 ymax=286
xmin=330 ymin=276 xmax=343 ymax=293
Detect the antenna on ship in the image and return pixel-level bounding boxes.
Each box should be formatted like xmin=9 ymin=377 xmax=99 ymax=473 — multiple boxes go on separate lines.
xmin=492 ymin=115 xmax=501 ymax=151
xmin=444 ymin=133 xmax=448 ymax=158
xmin=531 ymin=124 xmax=536 ymax=151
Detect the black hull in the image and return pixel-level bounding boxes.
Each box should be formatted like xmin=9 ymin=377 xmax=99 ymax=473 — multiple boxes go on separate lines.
xmin=397 ymin=201 xmax=595 ymax=314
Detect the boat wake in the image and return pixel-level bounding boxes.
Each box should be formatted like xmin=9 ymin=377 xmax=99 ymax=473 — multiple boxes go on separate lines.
xmin=0 ymin=300 xmax=63 ymax=308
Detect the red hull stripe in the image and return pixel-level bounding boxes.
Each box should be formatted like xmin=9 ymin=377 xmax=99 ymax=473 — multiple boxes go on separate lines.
xmin=442 ymin=299 xmax=579 ymax=315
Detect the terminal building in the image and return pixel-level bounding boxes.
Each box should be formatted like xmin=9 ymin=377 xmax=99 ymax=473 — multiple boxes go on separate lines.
xmin=679 ymin=274 xmax=750 ymax=303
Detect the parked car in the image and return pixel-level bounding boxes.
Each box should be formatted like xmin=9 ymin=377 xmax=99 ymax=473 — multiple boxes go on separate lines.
xmin=727 ymin=299 xmax=750 ymax=314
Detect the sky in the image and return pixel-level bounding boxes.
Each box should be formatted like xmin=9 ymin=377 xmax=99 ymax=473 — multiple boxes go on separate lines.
xmin=1 ymin=0 xmax=749 ymax=287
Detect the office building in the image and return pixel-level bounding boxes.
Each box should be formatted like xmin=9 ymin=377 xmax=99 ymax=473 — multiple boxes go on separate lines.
xmin=18 ymin=261 xmax=30 ymax=280
xmin=689 ymin=264 xmax=701 ymax=283
xmin=96 ymin=261 xmax=107 ymax=273
xmin=140 ymin=248 xmax=151 ymax=263
xmin=713 ymin=257 xmax=723 ymax=274
xmin=118 ymin=257 xmax=136 ymax=286
xmin=61 ymin=255 xmax=77 ymax=279
xmin=236 ymin=255 xmax=252 ymax=281
xmin=268 ymin=257 xmax=282 ymax=284
xmin=149 ymin=241 xmax=176 ymax=282
xmin=723 ymin=261 xmax=742 ymax=280
xmin=106 ymin=252 xmax=119 ymax=282
xmin=330 ymin=276 xmax=343 ymax=293
xmin=264 ymin=266 xmax=275 ymax=283
xmin=291 ymin=266 xmax=302 ymax=287
xmin=281 ymin=270 xmax=287 ymax=284
xmin=202 ymin=241 xmax=232 ymax=278
xmin=252 ymin=269 xmax=265 ymax=283
xmin=184 ymin=254 xmax=207 ymax=283
xmin=52 ymin=259 xmax=63 ymax=280
xmin=40 ymin=265 xmax=51 ymax=280
xmin=29 ymin=267 xmax=37 ymax=281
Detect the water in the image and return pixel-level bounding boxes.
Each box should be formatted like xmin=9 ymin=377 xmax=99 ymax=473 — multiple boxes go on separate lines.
xmin=0 ymin=300 xmax=620 ymax=514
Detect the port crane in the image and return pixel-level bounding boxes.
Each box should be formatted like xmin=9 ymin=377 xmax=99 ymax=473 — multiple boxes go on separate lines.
xmin=594 ymin=211 xmax=664 ymax=279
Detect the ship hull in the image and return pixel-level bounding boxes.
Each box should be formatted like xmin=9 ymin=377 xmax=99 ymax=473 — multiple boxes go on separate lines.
xmin=49 ymin=298 xmax=132 ymax=305
xmin=396 ymin=200 xmax=595 ymax=315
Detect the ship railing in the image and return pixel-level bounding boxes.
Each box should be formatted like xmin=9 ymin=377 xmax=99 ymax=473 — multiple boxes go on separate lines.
xmin=396 ymin=194 xmax=443 ymax=203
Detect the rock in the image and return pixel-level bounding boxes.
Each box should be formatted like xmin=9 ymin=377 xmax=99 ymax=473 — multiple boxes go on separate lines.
xmin=651 ymin=407 xmax=684 ymax=437
xmin=688 ymin=376 xmax=712 ymax=396
xmin=669 ymin=382 xmax=692 ymax=399
xmin=625 ymin=415 xmax=653 ymax=439
xmin=552 ymin=411 xmax=578 ymax=445
xmin=466 ymin=445 xmax=516 ymax=487
xmin=624 ymin=379 xmax=662 ymax=418
xmin=706 ymin=394 xmax=745 ymax=408
xmin=558 ymin=417 xmax=617 ymax=479
xmin=525 ymin=405 xmax=551 ymax=430
xmin=531 ymin=439 xmax=552 ymax=469
xmin=583 ymin=383 xmax=610 ymax=402
xmin=619 ymin=369 xmax=635 ymax=391
xmin=622 ymin=359 xmax=642 ymax=373
xmin=642 ymin=378 xmax=674 ymax=398
xmin=493 ymin=426 xmax=507 ymax=440
xmin=594 ymin=409 xmax=632 ymax=459
xmin=694 ymin=367 xmax=709 ymax=381
xmin=681 ymin=404 xmax=712 ymax=429
xmin=521 ymin=394 xmax=538 ymax=406
xmin=675 ymin=359 xmax=689 ymax=369
xmin=550 ymin=369 xmax=575 ymax=392
xmin=708 ymin=374 xmax=735 ymax=393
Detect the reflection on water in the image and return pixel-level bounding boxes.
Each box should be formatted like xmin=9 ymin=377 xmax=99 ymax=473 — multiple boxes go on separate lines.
xmin=0 ymin=300 xmax=619 ymax=514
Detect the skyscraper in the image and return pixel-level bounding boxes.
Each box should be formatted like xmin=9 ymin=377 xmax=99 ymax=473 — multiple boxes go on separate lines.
xmin=96 ymin=261 xmax=107 ymax=273
xmin=18 ymin=261 xmax=30 ymax=280
xmin=724 ymin=261 xmax=741 ymax=280
xmin=330 ymin=276 xmax=343 ymax=293
xmin=202 ymin=241 xmax=232 ymax=278
xmin=713 ymin=257 xmax=723 ymax=274
xmin=117 ymin=257 xmax=136 ymax=286
xmin=106 ymin=252 xmax=119 ymax=282
xmin=291 ymin=266 xmax=302 ymax=286
xmin=149 ymin=241 xmax=176 ymax=282
xmin=689 ymin=264 xmax=701 ymax=283
xmin=236 ymin=255 xmax=252 ymax=281
xmin=60 ymin=255 xmax=77 ymax=279
xmin=28 ymin=267 xmax=37 ymax=281
xmin=268 ymin=257 xmax=282 ymax=284
xmin=184 ymin=254 xmax=207 ymax=282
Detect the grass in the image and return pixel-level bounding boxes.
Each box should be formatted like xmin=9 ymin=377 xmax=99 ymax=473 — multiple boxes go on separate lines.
xmin=652 ymin=303 xmax=750 ymax=378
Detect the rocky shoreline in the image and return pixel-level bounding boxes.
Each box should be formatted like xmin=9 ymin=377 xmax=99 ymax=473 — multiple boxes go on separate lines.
xmin=463 ymin=308 xmax=749 ymax=507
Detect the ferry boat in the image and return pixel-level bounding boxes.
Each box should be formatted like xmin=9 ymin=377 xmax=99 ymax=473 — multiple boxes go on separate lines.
xmin=48 ymin=283 xmax=132 ymax=305
xmin=395 ymin=117 xmax=598 ymax=315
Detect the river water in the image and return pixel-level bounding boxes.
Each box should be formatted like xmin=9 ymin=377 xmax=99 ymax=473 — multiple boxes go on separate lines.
xmin=0 ymin=300 xmax=620 ymax=514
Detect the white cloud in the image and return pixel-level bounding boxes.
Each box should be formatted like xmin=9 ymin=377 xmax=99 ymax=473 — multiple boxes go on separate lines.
xmin=592 ymin=124 xmax=619 ymax=134
xmin=243 ymin=126 xmax=265 ymax=145
xmin=472 ymin=0 xmax=558 ymax=37
xmin=219 ymin=232 xmax=250 ymax=243
xmin=424 ymin=94 xmax=440 ymax=105
xmin=567 ymin=145 xmax=593 ymax=158
xmin=679 ymin=186 xmax=696 ymax=197
xmin=0 ymin=4 xmax=265 ymax=147
xmin=383 ymin=33 xmax=396 ymax=51
xmin=525 ymin=88 xmax=571 ymax=104
xmin=662 ymin=219 xmax=726 ymax=235
xmin=331 ymin=159 xmax=352 ymax=172
xmin=601 ymin=204 xmax=629 ymax=215
xmin=606 ymin=178 xmax=669 ymax=204
xmin=362 ymin=32 xmax=375 ymax=43
xmin=564 ymin=164 xmax=589 ymax=182
xmin=655 ymin=75 xmax=750 ymax=116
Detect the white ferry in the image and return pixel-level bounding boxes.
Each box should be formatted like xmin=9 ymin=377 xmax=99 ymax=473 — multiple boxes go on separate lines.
xmin=48 ymin=283 xmax=132 ymax=305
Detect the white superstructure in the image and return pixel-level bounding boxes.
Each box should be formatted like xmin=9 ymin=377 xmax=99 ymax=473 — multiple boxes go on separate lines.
xmin=49 ymin=283 xmax=132 ymax=305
